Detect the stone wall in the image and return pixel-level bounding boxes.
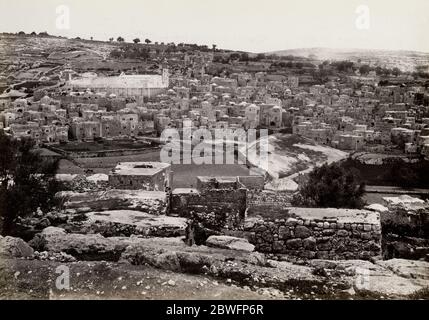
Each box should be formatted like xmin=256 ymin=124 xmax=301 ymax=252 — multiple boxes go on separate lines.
xmin=242 ymin=207 xmax=382 ymax=260
xmin=47 ymin=145 xmax=160 ymax=159
xmin=247 ymin=190 xmax=292 ymax=216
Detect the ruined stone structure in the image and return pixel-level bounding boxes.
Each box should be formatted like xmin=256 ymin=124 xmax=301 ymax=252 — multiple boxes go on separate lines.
xmin=171 ymin=176 xmax=249 ymax=229
xmin=170 ymin=175 xmax=382 ymax=260
xmin=109 ymin=162 xmax=172 ymax=191
xmin=381 ymin=196 xmax=429 ymax=260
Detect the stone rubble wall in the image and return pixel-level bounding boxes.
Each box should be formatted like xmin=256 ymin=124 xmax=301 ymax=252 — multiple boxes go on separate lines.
xmin=246 ymin=190 xmax=292 ymax=216
xmin=243 ymin=215 xmax=382 ymax=260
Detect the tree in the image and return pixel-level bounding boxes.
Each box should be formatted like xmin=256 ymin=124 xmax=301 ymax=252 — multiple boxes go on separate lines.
xmin=295 ymin=62 xmax=304 ymax=69
xmin=18 ymin=31 xmax=26 ymax=36
xmin=117 ymin=36 xmax=125 ymax=42
xmin=240 ymin=52 xmax=249 ymax=61
xmin=133 ymin=38 xmax=141 ymax=44
xmin=109 ymin=37 xmax=114 ymax=42
xmin=392 ymin=67 xmax=402 ymax=77
xmin=255 ymin=53 xmax=266 ymax=61
xmin=229 ymin=53 xmax=240 ymax=60
xmin=292 ymin=162 xmax=365 ymax=209
xmin=30 ymin=31 xmax=37 ymax=36
xmin=384 ymin=159 xmax=419 ymax=189
xmin=212 ymin=44 xmax=217 ymax=52
xmin=394 ymin=166 xmax=418 ymax=189
xmin=359 ymin=64 xmax=371 ymax=75
xmin=145 ymin=38 xmax=151 ymax=44
xmin=0 ymin=133 xmax=61 ymax=236
xmin=332 ymin=60 xmax=355 ymax=73
xmin=110 ymin=49 xmax=122 ymax=59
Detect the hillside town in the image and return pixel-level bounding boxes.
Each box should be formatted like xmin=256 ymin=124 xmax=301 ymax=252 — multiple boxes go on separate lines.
xmin=0 ymin=31 xmax=428 ymax=301
xmin=1 ymin=35 xmax=428 ymax=159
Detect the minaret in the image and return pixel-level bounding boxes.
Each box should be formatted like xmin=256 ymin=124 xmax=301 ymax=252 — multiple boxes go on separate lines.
xmin=162 ymin=68 xmax=169 ymax=87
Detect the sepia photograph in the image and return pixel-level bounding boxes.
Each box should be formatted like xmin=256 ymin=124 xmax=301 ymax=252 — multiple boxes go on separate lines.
xmin=0 ymin=0 xmax=428 ymax=309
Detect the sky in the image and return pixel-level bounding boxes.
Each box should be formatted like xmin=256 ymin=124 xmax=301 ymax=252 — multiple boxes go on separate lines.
xmin=0 ymin=0 xmax=428 ymax=53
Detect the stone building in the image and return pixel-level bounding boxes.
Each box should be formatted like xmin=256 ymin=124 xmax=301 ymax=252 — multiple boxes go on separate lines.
xmin=10 ymin=123 xmax=68 ymax=144
xmin=337 ymin=134 xmax=365 ymax=150
xmin=244 ymin=104 xmax=260 ymax=129
xmin=66 ymin=70 xmax=169 ymax=102
xmin=70 ymin=120 xmax=102 ymax=141
xmin=109 ymin=162 xmax=172 ymax=191
xmin=259 ymin=104 xmax=283 ymax=128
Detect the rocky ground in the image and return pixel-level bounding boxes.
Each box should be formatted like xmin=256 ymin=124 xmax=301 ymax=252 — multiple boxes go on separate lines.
xmin=2 ymin=192 xmax=428 ymax=300
xmin=2 ymin=197 xmax=428 ymax=300
xmin=1 ymin=230 xmax=428 ymax=300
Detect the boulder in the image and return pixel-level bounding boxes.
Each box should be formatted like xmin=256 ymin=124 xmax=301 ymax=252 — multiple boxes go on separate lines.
xmin=309 ymin=259 xmax=429 ymax=297
xmin=36 ymin=227 xmax=129 ymax=261
xmin=206 ymin=235 xmax=255 ymax=252
xmin=57 ymin=189 xmax=168 ymax=215
xmin=82 ymin=210 xmax=187 ymax=237
xmin=376 ymin=259 xmax=429 ymax=280
xmin=0 ymin=236 xmax=34 ymax=258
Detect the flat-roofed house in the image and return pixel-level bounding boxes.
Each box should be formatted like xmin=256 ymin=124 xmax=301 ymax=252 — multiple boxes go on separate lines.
xmin=109 ymin=162 xmax=172 ymax=191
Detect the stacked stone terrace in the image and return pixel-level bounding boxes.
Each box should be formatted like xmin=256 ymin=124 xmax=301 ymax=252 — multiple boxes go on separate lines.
xmin=244 ymin=208 xmax=381 ymax=260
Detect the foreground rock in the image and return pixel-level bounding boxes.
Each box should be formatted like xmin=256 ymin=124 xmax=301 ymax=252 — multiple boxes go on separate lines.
xmin=81 ymin=210 xmax=187 ymax=237
xmin=31 ymin=227 xmax=129 ymax=261
xmin=32 ymin=227 xmax=330 ymax=293
xmin=375 ymin=259 xmax=429 ymax=280
xmin=0 ymin=235 xmax=34 ymax=258
xmin=57 ymin=189 xmax=168 ymax=215
xmin=206 ymin=235 xmax=255 ymax=252
xmin=308 ymin=259 xmax=429 ymax=297
xmin=35 ymin=227 xmax=264 ymax=264
xmin=30 ymin=227 xmax=429 ymax=298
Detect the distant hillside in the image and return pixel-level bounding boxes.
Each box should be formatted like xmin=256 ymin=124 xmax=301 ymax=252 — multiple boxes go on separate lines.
xmin=267 ymin=47 xmax=429 ymax=73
